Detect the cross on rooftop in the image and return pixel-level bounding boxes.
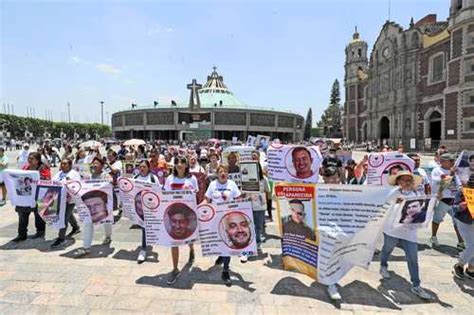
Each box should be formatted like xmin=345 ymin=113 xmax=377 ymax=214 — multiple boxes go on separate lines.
xmin=187 ymin=79 xmax=202 ymax=110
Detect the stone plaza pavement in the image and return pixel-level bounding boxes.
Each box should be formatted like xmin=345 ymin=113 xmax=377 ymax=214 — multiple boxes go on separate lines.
xmin=0 ymin=202 xmax=473 ymax=315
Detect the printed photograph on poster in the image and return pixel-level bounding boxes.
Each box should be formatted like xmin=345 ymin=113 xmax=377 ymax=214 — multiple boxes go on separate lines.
xmin=16 ymin=176 xmax=34 ymax=196
xmin=367 ymin=152 xmax=414 ymax=185
xmin=455 ymin=151 xmax=474 ymax=184
xmin=286 ymin=147 xmax=316 ymax=180
xmin=249 ymin=193 xmax=267 ymax=211
xmin=36 ymin=186 xmax=61 ymax=216
xmin=81 ymin=190 xmax=110 ymax=223
xmin=240 ymin=162 xmax=260 ymax=192
xmin=123 ymin=161 xmax=139 ymax=178
xmin=163 ymin=202 xmax=197 ymax=240
xmin=394 ymin=197 xmax=435 ymax=228
xmin=134 ymin=191 xmax=145 ymax=224
xmin=280 ymin=199 xmax=316 ymax=241
xmin=222 ymin=151 xmax=240 ymax=173
xmin=219 ymin=211 xmax=253 ymax=249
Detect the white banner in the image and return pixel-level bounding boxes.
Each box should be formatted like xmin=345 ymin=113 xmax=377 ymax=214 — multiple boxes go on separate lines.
xmin=118 ymin=177 xmax=161 ymax=227
xmin=197 ymin=199 xmax=257 ymax=257
xmin=367 ymin=152 xmax=415 ymax=185
xmin=144 ymin=191 xmax=198 ymax=247
xmin=35 ymin=180 xmax=67 ymax=230
xmin=68 ymin=180 xmax=114 ymax=225
xmin=267 ymin=144 xmax=322 ymax=183
xmin=3 ymin=169 xmax=40 ymax=207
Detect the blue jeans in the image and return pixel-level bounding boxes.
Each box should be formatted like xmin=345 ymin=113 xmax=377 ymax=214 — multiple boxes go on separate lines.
xmin=218 ymin=256 xmax=231 ymax=271
xmin=253 ymin=211 xmax=265 ymax=244
xmin=141 ymin=227 xmax=146 ymax=249
xmin=380 ymin=233 xmax=420 ymax=287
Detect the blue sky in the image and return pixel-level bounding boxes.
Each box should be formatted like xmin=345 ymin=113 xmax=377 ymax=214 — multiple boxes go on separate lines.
xmin=1 ymin=0 xmax=448 ymax=125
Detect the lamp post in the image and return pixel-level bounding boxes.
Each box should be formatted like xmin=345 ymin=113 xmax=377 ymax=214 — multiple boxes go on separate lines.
xmin=100 ymin=101 xmax=104 ymax=125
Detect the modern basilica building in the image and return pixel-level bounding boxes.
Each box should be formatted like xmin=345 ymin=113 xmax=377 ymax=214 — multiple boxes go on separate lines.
xmin=112 ymin=68 xmax=304 ymax=142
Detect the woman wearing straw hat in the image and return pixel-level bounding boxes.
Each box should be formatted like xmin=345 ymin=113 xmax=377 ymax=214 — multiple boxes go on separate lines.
xmin=379 ymin=170 xmax=433 ymax=300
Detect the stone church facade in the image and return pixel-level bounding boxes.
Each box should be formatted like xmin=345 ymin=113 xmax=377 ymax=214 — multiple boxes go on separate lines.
xmin=344 ymin=0 xmax=474 ymax=151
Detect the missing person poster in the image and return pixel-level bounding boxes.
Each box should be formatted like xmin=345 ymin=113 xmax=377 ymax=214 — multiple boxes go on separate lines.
xmin=68 ymin=179 xmax=114 ymax=225
xmin=122 ymin=161 xmax=139 ymax=178
xmin=35 ymin=180 xmax=67 ymax=230
xmin=391 ymin=196 xmax=436 ymax=228
xmin=267 ymin=144 xmax=322 ymax=183
xmin=275 ymin=183 xmax=318 ymax=279
xmin=275 ymin=182 xmax=393 ymax=284
xmin=118 ymin=177 xmax=161 ymax=228
xmin=197 ymin=199 xmax=257 ymax=257
xmin=463 ymin=187 xmax=474 ymax=217
xmin=144 ymin=190 xmax=198 ymax=247
xmin=240 ymin=162 xmax=260 ymax=193
xmin=3 ymin=169 xmax=40 ymax=207
xmin=455 ymin=151 xmax=474 ymax=185
xmin=366 ymin=152 xmax=415 ymax=185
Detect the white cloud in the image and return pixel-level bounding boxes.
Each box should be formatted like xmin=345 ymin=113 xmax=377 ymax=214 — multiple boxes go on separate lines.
xmin=95 ymin=63 xmax=121 ymax=75
xmin=147 ymin=25 xmax=174 ymax=37
xmin=71 ymin=56 xmax=90 ymax=65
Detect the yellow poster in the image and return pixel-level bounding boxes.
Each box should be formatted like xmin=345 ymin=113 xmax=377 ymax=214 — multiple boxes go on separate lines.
xmin=464 ymin=187 xmax=474 ymax=217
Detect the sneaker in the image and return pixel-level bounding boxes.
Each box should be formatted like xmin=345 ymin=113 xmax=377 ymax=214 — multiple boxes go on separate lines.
xmin=411 ymin=286 xmax=433 ymax=300
xmin=31 ymin=231 xmax=45 ymax=239
xmin=102 ymin=237 xmax=112 ymax=245
xmin=215 ymin=256 xmax=223 ymax=266
xmin=465 ymin=269 xmax=474 ymax=280
xmin=428 ymin=236 xmax=439 ymax=248
xmin=240 ymin=254 xmax=248 ymax=263
xmin=188 ymin=249 xmax=195 ymax=264
xmin=167 ymin=269 xmax=180 ymax=285
xmin=327 ymin=284 xmax=341 ymax=300
xmin=0 ymin=200 xmax=6 ymax=206
xmin=75 ymin=248 xmax=90 ymax=258
xmin=380 ymin=266 xmax=391 ymax=279
xmin=453 ymin=264 xmax=464 ymax=279
xmin=50 ymin=238 xmax=65 ymax=249
xmin=67 ymin=228 xmax=81 ymax=238
xmin=11 ymin=235 xmax=27 ymax=242
xmin=457 ymin=242 xmax=466 ymax=251
xmin=221 ymin=271 xmax=231 ymax=287
xmin=137 ymin=249 xmax=146 ymax=264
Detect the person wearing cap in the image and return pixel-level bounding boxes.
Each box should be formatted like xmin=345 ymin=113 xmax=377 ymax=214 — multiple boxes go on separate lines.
xmin=379 ymin=170 xmax=433 ymax=300
xmin=452 ymin=174 xmax=474 ymax=279
xmin=75 ymin=156 xmax=113 ymax=257
xmin=322 ymin=147 xmax=345 ymax=183
xmin=428 ymin=153 xmax=464 ymax=249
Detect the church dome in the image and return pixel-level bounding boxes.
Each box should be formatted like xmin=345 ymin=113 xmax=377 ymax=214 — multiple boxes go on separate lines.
xmin=198 ymin=67 xmax=244 ymax=107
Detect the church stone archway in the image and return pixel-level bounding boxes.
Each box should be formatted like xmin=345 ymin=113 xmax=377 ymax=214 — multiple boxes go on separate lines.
xmin=379 ymin=116 xmax=390 ymax=141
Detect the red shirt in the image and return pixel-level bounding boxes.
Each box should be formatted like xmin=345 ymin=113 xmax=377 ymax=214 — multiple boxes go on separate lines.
xmin=22 ymin=164 xmax=51 ymax=180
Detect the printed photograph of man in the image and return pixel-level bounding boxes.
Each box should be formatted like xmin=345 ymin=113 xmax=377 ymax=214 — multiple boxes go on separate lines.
xmin=165 ymin=203 xmax=197 ymax=240
xmin=399 ymin=199 xmax=427 ymax=224
xmin=134 ymin=191 xmax=145 ymax=222
xmin=282 ymin=199 xmax=316 ymax=241
xmin=291 ymin=147 xmax=314 ymax=179
xmin=221 ymin=212 xmax=252 ymax=249
xmin=81 ymin=190 xmax=109 ymax=223
xmin=38 ymin=187 xmax=60 ymax=216
xmin=226 ymin=152 xmax=240 ymax=174
xmin=16 ymin=176 xmax=33 ymax=196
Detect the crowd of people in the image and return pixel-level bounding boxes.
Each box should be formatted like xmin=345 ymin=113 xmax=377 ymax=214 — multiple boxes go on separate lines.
xmin=0 ymin=139 xmax=472 ymax=302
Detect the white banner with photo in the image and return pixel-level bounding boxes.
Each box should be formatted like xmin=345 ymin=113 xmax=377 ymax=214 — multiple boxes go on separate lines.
xmin=267 ymin=144 xmax=322 ymax=183
xmin=67 ymin=179 xmax=114 ymax=225
xmin=144 ymin=190 xmax=198 ymax=247
xmin=366 ymin=152 xmax=415 ymax=185
xmin=117 ymin=177 xmax=161 ymax=228
xmin=240 ymin=161 xmax=260 ymax=193
xmin=3 ymin=169 xmax=40 ymax=207
xmin=391 ymin=196 xmax=436 ymax=229
xmin=35 ymin=180 xmax=67 ymax=230
xmin=197 ymin=199 xmax=257 ymax=257
xmin=455 ymin=150 xmax=474 ymax=185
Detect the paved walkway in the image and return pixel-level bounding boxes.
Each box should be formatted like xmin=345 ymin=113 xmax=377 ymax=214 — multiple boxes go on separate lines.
xmin=0 ymin=201 xmax=473 ymax=314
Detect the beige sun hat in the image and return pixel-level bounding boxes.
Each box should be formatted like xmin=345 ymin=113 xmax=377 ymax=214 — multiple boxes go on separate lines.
xmin=388 ymin=170 xmax=422 ymax=187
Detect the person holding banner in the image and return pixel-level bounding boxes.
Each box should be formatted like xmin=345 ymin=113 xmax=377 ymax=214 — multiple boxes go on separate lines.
xmin=133 ymin=160 xmax=159 ymax=263
xmin=163 ymin=156 xmax=198 ymax=285
xmin=379 ymin=170 xmax=433 ymax=300
xmin=204 ymin=165 xmax=242 ymax=286
xmin=452 ymin=174 xmax=474 ymax=279
xmin=50 ymin=158 xmax=81 ymax=248
xmin=75 ymin=157 xmax=113 ymax=257
xmin=12 ymin=152 xmax=50 ymax=242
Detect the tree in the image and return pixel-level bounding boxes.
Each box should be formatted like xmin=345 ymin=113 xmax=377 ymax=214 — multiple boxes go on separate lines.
xmin=317 ymin=79 xmax=343 ymax=138
xmin=303 ymin=108 xmax=312 ymax=140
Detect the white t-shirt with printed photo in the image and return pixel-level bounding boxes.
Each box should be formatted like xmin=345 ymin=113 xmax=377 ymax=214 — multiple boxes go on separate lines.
xmin=205 ymin=179 xmax=241 ymax=204
xmin=164 ymin=174 xmax=199 ymax=191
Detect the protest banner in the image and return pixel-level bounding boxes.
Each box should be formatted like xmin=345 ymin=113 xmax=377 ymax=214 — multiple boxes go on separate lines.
xmin=309 ymin=138 xmax=330 ymax=158
xmin=68 ymin=179 xmax=114 ymax=225
xmin=72 ymin=163 xmax=91 ymax=179
xmin=150 ymin=167 xmax=168 ymax=186
xmin=122 ymin=161 xmax=139 ymax=178
xmin=275 ymin=182 xmax=393 ymax=284
xmin=366 ymin=152 xmax=415 ymax=185
xmin=267 ymin=144 xmax=322 ymax=183
xmin=256 ymin=134 xmax=270 ymax=150
xmin=464 ymin=187 xmax=474 ymax=217
xmin=455 ymin=151 xmax=474 ymax=184
xmin=3 ymin=169 xmax=40 ymax=207
xmin=246 ymin=135 xmax=256 ymax=147
xmin=144 ymin=190 xmax=198 ymax=247
xmin=240 ymin=161 xmax=260 ymax=193
xmin=35 ymin=180 xmax=67 ymax=230
xmin=197 ymin=199 xmax=257 ymax=257
xmin=118 ymin=177 xmax=161 ymax=227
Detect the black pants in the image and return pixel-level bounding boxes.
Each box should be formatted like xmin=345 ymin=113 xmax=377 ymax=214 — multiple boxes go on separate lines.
xmin=58 ymin=203 xmax=80 ymax=240
xmin=17 ymin=210 xmax=45 ymax=238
